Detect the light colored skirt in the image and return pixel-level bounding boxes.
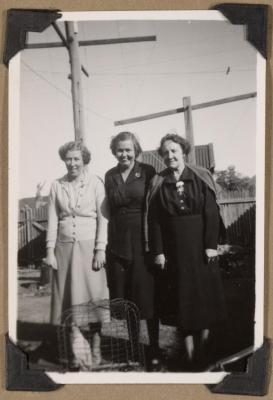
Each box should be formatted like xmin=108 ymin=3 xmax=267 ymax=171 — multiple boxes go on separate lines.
xmin=50 ymin=240 xmax=109 ymax=325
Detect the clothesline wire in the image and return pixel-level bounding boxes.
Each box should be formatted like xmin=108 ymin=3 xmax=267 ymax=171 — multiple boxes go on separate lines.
xmin=22 ymin=67 xmax=255 ymax=76
xmin=22 ymin=60 xmax=114 ymax=124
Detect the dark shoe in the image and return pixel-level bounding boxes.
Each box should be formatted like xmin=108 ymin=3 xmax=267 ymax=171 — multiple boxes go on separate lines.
xmin=148 ymin=357 xmax=162 ymax=372
xmin=183 ymin=351 xmax=211 ymax=372
xmin=145 ymin=344 xmax=163 ymax=371
xmin=68 ymin=361 xmax=80 ymax=372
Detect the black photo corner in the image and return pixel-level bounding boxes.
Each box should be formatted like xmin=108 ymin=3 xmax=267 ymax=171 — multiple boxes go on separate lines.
xmin=4 ymin=3 xmax=271 ymax=394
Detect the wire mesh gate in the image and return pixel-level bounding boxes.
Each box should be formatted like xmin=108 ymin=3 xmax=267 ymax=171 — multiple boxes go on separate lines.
xmin=58 ymin=299 xmax=145 ymax=372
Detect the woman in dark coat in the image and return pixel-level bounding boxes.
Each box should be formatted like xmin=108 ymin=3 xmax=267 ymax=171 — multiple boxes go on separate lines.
xmin=147 ymin=133 xmax=227 ymax=369
xmin=105 ymin=131 xmax=159 ymax=369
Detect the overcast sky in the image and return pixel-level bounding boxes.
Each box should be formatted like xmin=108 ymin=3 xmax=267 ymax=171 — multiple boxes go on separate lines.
xmin=19 ymin=15 xmax=258 ymax=199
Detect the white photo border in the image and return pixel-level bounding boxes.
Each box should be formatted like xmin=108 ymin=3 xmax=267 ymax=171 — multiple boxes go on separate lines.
xmin=8 ymin=10 xmax=266 ymax=385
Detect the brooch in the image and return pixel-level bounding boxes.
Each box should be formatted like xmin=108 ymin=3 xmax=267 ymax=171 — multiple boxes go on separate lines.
xmin=176 ymin=181 xmax=184 ymax=195
xmin=135 ymin=172 xmax=141 ymax=178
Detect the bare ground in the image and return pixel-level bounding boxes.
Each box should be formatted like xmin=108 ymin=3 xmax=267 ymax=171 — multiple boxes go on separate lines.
xmin=17 ymin=259 xmax=255 ymax=372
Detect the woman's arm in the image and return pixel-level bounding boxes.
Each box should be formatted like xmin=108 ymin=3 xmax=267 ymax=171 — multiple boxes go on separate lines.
xmin=148 ymin=196 xmax=166 ymax=269
xmin=44 ymin=182 xmax=58 ymax=269
xmin=203 ymin=183 xmax=220 ymax=258
xmin=93 ymin=178 xmax=109 ymax=270
xmin=94 ymin=178 xmax=109 ymax=251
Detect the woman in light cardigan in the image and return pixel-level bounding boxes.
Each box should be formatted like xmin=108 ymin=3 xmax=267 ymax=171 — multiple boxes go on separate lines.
xmin=45 ymin=141 xmax=109 ymax=368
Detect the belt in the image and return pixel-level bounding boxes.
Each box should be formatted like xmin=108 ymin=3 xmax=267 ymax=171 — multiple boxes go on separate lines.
xmin=114 ymin=208 xmax=142 ymax=216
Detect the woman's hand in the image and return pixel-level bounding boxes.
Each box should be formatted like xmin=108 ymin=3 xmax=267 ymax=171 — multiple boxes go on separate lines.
xmin=92 ymin=250 xmax=106 ymax=271
xmin=205 ymin=248 xmax=218 ymax=264
xmin=44 ymin=249 xmax=58 ymax=270
xmin=154 ymin=254 xmax=166 ymax=270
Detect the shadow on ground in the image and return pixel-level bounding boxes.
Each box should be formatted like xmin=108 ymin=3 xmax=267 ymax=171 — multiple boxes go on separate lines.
xmin=17 ymin=247 xmax=256 ymax=372
xmin=17 ymin=269 xmax=255 ymax=373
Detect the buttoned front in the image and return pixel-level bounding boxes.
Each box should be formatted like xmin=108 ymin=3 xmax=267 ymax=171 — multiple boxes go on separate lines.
xmin=46 ymin=168 xmax=108 ymax=251
xmin=47 ymin=167 xmax=109 ymax=325
xmin=148 ymin=166 xmax=227 ymax=330
xmin=105 ymin=161 xmax=156 ymax=319
xmin=57 ymin=215 xmax=98 ymax=244
xmin=105 ymin=161 xmax=155 ymax=259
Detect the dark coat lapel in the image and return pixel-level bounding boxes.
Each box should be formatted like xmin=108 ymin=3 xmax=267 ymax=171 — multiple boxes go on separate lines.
xmin=124 ymin=161 xmax=142 ymax=185
xmin=111 ymin=166 xmax=123 ymax=186
xmin=180 ymin=166 xmax=195 ymax=182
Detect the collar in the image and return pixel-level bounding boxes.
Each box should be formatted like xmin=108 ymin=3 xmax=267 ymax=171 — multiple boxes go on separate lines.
xmin=127 ymin=161 xmax=142 ymax=183
xmin=113 ymin=161 xmax=142 ymax=185
xmin=60 ymin=168 xmax=88 ymax=187
xmin=164 ymin=166 xmax=194 ymax=183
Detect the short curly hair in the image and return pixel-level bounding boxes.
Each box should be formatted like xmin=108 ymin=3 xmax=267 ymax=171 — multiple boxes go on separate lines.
xmin=158 ymin=133 xmax=191 ymax=157
xmin=110 ymin=132 xmax=142 ymax=158
xmin=58 ymin=141 xmax=91 ymax=165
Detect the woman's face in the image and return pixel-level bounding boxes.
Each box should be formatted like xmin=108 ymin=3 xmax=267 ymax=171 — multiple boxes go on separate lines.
xmin=64 ymin=150 xmax=84 ymax=178
xmin=115 ymin=139 xmax=136 ymax=169
xmin=161 ymin=140 xmax=185 ymax=170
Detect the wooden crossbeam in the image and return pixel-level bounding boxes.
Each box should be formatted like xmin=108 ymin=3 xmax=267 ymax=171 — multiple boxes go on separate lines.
xmin=116 ymin=106 xmax=185 ymax=126
xmin=114 ymin=92 xmax=257 ymax=126
xmin=192 ymin=92 xmax=257 ymax=111
xmin=26 ymin=35 xmax=157 ymax=49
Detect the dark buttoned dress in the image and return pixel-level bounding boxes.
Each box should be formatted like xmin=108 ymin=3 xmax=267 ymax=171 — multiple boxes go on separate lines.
xmin=149 ymin=167 xmax=227 ymax=331
xmin=105 ymin=162 xmax=156 ymax=319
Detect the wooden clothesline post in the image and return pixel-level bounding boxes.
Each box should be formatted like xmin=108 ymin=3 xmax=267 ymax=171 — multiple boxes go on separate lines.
xmin=65 ymin=22 xmax=86 ymax=143
xmin=114 ymin=92 xmax=257 ymax=166
xmin=183 ymin=96 xmax=196 ymax=165
xmin=26 ymin=24 xmax=157 ymax=144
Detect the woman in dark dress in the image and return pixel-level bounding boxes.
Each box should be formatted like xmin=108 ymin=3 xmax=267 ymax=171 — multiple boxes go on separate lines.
xmin=105 ymin=131 xmax=160 ymax=369
xmin=147 ymin=133 xmax=227 ymax=369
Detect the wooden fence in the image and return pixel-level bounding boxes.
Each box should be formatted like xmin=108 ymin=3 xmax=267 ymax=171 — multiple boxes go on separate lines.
xmin=218 ymin=188 xmax=255 ymax=248
xmin=18 ymin=205 xmax=48 ymax=268
xmin=18 ymin=188 xmax=255 ymax=268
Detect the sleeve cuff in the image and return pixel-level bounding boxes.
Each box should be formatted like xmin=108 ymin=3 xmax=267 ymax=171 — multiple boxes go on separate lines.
xmin=95 ymin=242 xmax=106 ymax=251
xmin=46 ymin=241 xmax=56 ymax=249
xmin=204 ymin=241 xmax=218 ymax=250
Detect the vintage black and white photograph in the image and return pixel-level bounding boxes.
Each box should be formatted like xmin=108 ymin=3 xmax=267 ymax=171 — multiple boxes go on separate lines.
xmin=9 ymin=11 xmax=265 ymax=384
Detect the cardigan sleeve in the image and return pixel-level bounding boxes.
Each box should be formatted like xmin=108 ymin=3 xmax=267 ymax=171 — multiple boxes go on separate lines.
xmin=203 ymin=183 xmax=220 ymax=249
xmin=94 ymin=177 xmax=109 ymax=251
xmin=46 ymin=182 xmax=58 ymax=249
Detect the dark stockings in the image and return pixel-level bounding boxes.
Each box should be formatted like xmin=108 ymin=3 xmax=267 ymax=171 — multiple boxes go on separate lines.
xmin=179 ymin=327 xmax=210 ymax=363
xmin=147 ymin=318 xmax=160 ymax=357
xmin=126 ymin=315 xmax=160 ymax=362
